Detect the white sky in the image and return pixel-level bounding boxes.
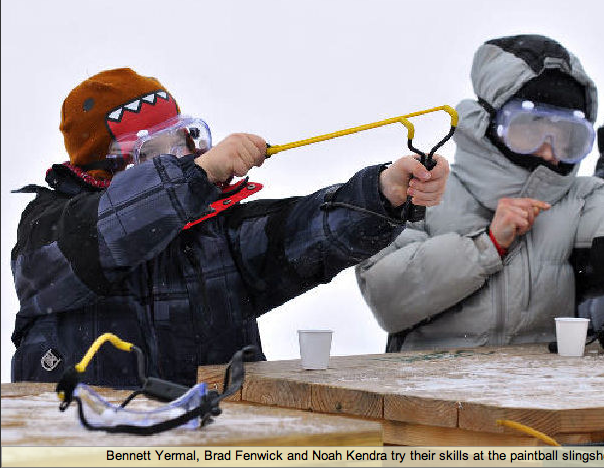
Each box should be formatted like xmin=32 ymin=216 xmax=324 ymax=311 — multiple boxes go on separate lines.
xmin=1 ymin=0 xmax=603 ymax=383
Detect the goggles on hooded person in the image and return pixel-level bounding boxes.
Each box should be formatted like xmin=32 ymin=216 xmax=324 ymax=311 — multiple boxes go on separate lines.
xmin=495 ymin=99 xmax=595 ymax=164
xmin=105 ymin=116 xmax=212 ymax=172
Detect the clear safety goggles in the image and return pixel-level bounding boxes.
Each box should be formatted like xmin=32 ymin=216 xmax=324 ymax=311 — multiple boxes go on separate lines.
xmin=73 ymin=382 xmax=212 ymax=433
xmin=56 ymin=333 xmax=254 ymax=435
xmin=106 ymin=116 xmax=212 ymax=171
xmin=495 ymin=99 xmax=595 ymax=163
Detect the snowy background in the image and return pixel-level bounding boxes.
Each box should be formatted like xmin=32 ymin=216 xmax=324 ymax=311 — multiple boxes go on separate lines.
xmin=2 ymin=0 xmax=603 ymax=383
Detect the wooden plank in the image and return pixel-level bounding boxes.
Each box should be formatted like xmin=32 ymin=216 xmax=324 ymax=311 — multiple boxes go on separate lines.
xmin=1 ymin=383 xmax=382 ymax=446
xmin=382 ymin=420 xmax=538 ymax=446
xmin=364 ymin=348 xmax=604 ymax=414
xmin=243 ymin=376 xmax=312 ymax=409
xmin=459 ymin=404 xmax=559 ymax=435
xmin=557 ymin=408 xmax=604 ymax=433
xmin=195 ymin=344 xmax=604 ymax=446
xmin=459 ymin=403 xmax=604 ymax=435
xmin=203 ymin=345 xmax=603 ymax=434
xmin=385 ymin=395 xmax=458 ymax=427
xmin=311 ymin=385 xmax=383 ymax=418
xmin=0 ymin=382 xmax=57 ymax=397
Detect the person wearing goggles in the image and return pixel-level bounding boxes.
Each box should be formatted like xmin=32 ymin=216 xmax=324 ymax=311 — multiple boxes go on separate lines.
xmin=357 ymin=35 xmax=603 ymax=353
xmin=10 ymin=67 xmax=449 ymax=388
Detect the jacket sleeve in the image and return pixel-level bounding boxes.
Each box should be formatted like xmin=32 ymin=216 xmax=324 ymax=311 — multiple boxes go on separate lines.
xmin=355 ymin=223 xmax=502 ymax=334
xmin=574 ymin=184 xmax=604 ymax=249
xmin=226 ymin=164 xmax=406 ymax=316
xmin=94 ymin=155 xmax=220 ymax=280
xmin=12 ymin=155 xmax=220 ymax=321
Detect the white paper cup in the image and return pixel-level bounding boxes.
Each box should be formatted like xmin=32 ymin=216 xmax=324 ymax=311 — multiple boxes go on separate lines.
xmin=555 ymin=318 xmax=589 ymax=357
xmin=298 ymin=330 xmax=333 ymax=370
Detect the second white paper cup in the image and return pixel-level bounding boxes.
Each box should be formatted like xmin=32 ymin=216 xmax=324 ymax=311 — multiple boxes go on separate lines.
xmin=555 ymin=317 xmax=589 ymax=357
xmin=298 ymin=330 xmax=333 ymax=370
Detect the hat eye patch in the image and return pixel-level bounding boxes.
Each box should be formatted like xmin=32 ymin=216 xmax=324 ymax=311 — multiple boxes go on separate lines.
xmin=82 ymin=98 xmax=95 ymax=112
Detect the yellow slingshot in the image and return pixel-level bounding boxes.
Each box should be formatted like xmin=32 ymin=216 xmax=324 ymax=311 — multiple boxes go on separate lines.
xmin=266 ymin=105 xmax=458 ymax=222
xmin=266 ymin=104 xmax=458 ymax=158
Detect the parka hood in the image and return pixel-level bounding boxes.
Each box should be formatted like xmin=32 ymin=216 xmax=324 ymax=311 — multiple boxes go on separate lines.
xmin=451 ymin=35 xmax=597 ymax=210
xmin=471 ymin=34 xmax=597 ymax=120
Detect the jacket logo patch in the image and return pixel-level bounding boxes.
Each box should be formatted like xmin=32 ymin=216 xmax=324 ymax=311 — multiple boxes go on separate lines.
xmin=41 ymin=348 xmax=62 ymax=372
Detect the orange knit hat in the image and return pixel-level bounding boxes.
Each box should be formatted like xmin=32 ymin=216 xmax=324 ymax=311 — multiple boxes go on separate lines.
xmin=60 ymin=68 xmax=180 ymax=179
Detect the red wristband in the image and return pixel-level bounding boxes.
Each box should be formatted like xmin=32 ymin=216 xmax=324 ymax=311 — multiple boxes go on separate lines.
xmin=489 ymin=230 xmax=508 ymax=258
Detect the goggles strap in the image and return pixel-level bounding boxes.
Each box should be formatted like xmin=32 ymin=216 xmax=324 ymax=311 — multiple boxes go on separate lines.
xmin=219 ymin=345 xmax=256 ymax=401
xmin=477 ymin=98 xmax=497 ymax=116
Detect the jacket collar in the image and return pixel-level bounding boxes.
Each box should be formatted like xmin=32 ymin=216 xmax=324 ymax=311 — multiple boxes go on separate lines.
xmin=45 ymin=162 xmax=111 ymax=195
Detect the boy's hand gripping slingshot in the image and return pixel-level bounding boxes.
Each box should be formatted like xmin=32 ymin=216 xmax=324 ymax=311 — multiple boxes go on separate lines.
xmin=265 ymin=105 xmax=458 ymax=222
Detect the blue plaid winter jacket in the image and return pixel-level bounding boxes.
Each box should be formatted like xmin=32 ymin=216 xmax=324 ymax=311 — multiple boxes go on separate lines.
xmin=11 ymin=154 xmax=403 ymax=387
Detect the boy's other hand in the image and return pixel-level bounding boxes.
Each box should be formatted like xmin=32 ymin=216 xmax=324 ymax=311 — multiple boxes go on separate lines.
xmin=195 ymin=133 xmax=267 ymax=183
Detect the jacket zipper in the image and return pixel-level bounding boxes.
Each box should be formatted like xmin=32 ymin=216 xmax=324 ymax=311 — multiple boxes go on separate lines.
xmin=496 ymin=264 xmax=506 ymax=345
xmin=146 ymin=260 xmax=162 ymax=378
xmin=496 ymin=238 xmax=531 ymax=344
xmin=524 ymin=235 xmax=531 ymax=310
xmin=181 ymin=238 xmax=206 ymax=367
xmin=496 ymin=241 xmax=521 ymax=345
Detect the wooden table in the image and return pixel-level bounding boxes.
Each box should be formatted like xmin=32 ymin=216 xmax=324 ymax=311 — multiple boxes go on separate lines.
xmin=198 ymin=344 xmax=604 ymax=446
xmin=1 ymin=383 xmax=381 ymax=446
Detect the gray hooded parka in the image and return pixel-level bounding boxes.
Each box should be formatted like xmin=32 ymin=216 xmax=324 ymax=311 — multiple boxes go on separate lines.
xmin=356 ymin=36 xmax=603 ymax=350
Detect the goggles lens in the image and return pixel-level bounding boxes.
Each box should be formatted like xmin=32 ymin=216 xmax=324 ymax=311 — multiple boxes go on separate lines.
xmin=106 ymin=116 xmax=212 ymax=170
xmin=496 ymin=100 xmax=595 ymax=163
xmin=74 ymin=382 xmax=208 ymax=430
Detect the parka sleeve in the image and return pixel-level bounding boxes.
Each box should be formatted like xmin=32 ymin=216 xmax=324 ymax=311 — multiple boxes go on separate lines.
xmin=12 ymin=155 xmax=221 ymax=319
xmin=226 ymin=164 xmax=406 ymax=316
xmin=355 ymin=223 xmax=502 ymax=334
xmin=574 ymin=183 xmax=604 ymax=249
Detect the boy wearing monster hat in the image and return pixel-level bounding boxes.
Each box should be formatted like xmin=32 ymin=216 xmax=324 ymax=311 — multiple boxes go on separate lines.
xmin=11 ymin=68 xmax=449 ymax=386
xmin=357 ymin=35 xmax=604 ymax=352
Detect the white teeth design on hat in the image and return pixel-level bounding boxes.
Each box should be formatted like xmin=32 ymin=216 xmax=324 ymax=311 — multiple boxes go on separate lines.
xmin=108 ymin=108 xmax=123 ymax=121
xmin=106 ymin=90 xmax=170 ymax=122
xmin=124 ymin=99 xmax=141 ymax=112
